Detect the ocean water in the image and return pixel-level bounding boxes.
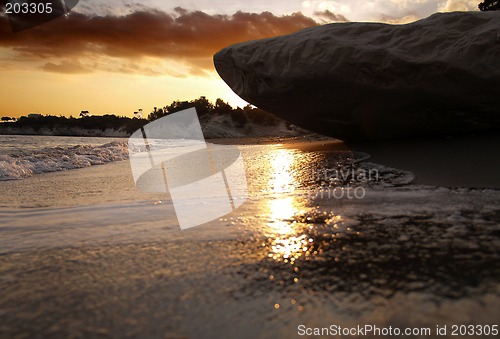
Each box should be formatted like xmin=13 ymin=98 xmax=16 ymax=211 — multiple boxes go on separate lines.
xmin=0 ymin=135 xmax=499 ymax=338
xmin=0 ymin=135 xmax=129 ymax=181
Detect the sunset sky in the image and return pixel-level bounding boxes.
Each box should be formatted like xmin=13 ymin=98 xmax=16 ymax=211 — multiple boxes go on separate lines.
xmin=0 ymin=0 xmax=479 ymax=118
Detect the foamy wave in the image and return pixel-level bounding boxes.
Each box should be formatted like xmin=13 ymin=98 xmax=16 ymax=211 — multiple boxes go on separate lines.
xmin=0 ymin=141 xmax=129 ymax=181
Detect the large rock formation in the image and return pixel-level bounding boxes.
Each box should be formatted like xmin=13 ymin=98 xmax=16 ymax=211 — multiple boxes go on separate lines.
xmin=214 ymin=11 xmax=500 ymax=141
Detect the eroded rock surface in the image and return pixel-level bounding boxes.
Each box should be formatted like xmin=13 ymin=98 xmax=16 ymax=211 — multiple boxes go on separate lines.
xmin=215 ymin=11 xmax=500 ymax=141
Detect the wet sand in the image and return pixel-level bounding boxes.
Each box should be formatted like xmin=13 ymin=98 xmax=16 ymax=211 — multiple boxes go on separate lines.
xmin=215 ymin=133 xmax=500 ymax=189
xmin=0 ymin=223 xmax=500 ymax=338
xmin=1 ymin=137 xmax=499 ymax=338
xmin=1 ymin=215 xmax=499 ymax=338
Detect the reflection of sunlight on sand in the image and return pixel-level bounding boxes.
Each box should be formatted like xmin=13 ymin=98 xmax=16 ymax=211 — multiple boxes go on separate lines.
xmin=261 ymin=148 xmax=344 ymax=267
xmin=268 ymin=197 xmax=297 ymax=224
xmin=268 ymin=233 xmax=311 ymax=263
xmin=265 ymin=149 xmax=309 ymax=263
xmin=268 ymin=149 xmax=295 ymax=193
xmin=267 ymin=197 xmax=308 ymax=262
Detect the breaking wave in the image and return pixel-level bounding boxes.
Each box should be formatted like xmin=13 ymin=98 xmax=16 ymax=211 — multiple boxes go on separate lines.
xmin=0 ymin=141 xmax=129 ymax=181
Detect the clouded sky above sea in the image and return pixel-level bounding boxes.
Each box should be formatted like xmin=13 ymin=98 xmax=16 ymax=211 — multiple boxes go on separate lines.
xmin=0 ymin=0 xmax=479 ymax=117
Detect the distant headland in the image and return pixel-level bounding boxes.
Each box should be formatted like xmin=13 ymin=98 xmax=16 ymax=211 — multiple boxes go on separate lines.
xmin=0 ymin=97 xmax=304 ymax=138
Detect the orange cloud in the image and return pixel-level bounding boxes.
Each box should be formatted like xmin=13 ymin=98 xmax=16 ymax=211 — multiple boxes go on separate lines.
xmin=0 ymin=8 xmax=321 ymax=75
xmin=41 ymin=60 xmax=91 ymax=74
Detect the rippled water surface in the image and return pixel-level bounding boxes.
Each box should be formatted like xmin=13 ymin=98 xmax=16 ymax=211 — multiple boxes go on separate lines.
xmin=0 ymin=136 xmax=499 ymax=338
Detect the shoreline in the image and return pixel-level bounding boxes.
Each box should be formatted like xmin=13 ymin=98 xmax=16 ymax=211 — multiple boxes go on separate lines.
xmin=3 ymin=132 xmax=500 ymax=189
xmin=0 ymin=129 xmax=130 ymax=138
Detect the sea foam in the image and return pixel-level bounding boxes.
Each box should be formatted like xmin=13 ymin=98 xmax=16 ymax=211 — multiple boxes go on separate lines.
xmin=0 ymin=141 xmax=129 ymax=181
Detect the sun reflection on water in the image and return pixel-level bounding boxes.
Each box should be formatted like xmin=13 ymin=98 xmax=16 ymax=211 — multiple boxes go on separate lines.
xmin=264 ymin=149 xmax=311 ymax=263
xmin=261 ymin=148 xmax=344 ymax=266
xmin=268 ymin=197 xmax=297 ymax=225
xmin=251 ymin=146 xmax=349 ymax=312
xmin=266 ymin=197 xmax=309 ymax=263
xmin=268 ymin=149 xmax=296 ymax=193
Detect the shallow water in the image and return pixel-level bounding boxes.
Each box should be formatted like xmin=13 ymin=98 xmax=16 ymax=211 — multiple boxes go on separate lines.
xmin=0 ymin=135 xmax=127 ymax=181
xmin=0 ymin=136 xmax=499 ymax=338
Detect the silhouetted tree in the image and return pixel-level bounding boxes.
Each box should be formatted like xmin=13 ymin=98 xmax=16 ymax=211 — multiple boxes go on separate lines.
xmin=147 ymin=106 xmax=167 ymax=121
xmin=146 ymin=96 xmax=282 ymax=128
xmin=148 ymin=96 xmax=215 ymax=121
xmin=165 ymin=101 xmax=192 ymax=114
xmin=1 ymin=116 xmax=13 ymax=121
xmin=192 ymin=96 xmax=213 ymax=118
xmin=214 ymin=98 xmax=233 ymax=116
xmin=2 ymin=114 xmax=147 ymax=135
xmin=478 ymin=0 xmax=500 ymax=11
xmin=230 ymin=108 xmax=248 ymax=127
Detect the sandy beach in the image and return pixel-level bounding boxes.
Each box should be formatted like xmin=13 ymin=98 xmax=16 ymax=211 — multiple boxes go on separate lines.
xmin=1 ymin=136 xmax=499 ymax=338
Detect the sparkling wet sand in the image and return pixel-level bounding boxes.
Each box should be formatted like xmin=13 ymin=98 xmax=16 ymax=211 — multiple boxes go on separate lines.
xmin=1 ymin=138 xmax=499 ymax=338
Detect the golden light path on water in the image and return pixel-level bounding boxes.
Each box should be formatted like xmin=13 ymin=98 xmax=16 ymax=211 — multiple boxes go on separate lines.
xmin=256 ymin=146 xmax=347 ymax=311
xmin=263 ymin=148 xmax=339 ymax=265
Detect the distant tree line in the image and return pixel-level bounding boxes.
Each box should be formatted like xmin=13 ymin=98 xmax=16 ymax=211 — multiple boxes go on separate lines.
xmin=0 ymin=97 xmax=282 ymax=136
xmin=478 ymin=0 xmax=500 ymax=10
xmin=0 ymin=114 xmax=148 ymax=134
xmin=148 ymin=96 xmax=281 ymax=127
